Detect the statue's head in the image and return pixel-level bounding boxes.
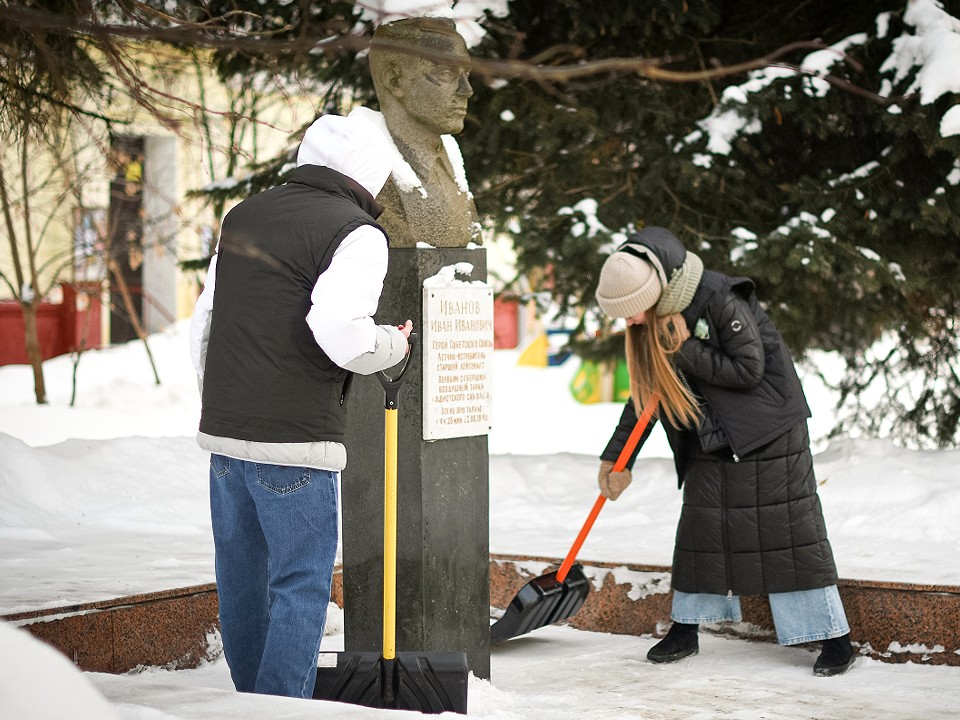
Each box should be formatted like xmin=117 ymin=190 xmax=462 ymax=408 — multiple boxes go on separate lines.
xmin=369 ymin=17 xmax=473 ymax=137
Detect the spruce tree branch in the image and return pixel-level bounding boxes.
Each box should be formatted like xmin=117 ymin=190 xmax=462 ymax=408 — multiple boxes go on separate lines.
xmin=694 ymin=41 xmax=719 ymax=106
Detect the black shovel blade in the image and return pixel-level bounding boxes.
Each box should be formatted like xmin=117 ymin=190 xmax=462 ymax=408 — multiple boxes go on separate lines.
xmin=313 ymin=650 xmax=468 ymax=714
xmin=490 ymin=563 xmax=591 ymax=642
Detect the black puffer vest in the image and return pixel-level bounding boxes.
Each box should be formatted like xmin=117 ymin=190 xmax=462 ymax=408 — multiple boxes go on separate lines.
xmin=199 ymin=166 xmax=385 ymax=443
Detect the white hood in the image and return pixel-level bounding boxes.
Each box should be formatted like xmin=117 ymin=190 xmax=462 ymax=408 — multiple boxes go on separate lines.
xmin=296 ymin=113 xmax=393 ymax=198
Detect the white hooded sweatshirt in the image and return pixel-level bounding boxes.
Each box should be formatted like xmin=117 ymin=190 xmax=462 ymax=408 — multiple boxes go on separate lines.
xmin=188 ymin=113 xmax=407 ymax=470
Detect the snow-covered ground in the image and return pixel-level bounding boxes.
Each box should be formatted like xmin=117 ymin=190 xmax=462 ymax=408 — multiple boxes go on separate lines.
xmin=1 ymin=320 xmax=959 ymax=718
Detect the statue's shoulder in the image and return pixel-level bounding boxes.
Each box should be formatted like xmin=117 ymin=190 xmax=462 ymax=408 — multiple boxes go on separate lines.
xmin=376 ymin=176 xmax=417 ymax=248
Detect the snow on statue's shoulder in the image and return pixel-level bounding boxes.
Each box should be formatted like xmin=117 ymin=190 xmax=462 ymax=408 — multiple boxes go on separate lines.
xmin=442 ymin=134 xmax=471 ymax=194
xmin=348 ymin=106 xmax=427 ymax=197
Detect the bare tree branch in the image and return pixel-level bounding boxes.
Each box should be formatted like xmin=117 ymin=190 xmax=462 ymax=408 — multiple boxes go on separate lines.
xmin=1 ymin=4 xmax=909 ymax=112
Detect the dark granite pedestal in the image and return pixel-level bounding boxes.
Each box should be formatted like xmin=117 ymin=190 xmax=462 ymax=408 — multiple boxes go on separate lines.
xmin=340 ymin=247 xmax=491 ymax=679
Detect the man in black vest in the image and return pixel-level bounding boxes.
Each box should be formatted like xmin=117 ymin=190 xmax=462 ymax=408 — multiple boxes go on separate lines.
xmin=189 ymin=114 xmax=412 ymax=698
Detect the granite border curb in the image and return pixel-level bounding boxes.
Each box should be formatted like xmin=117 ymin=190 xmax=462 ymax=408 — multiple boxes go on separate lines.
xmin=6 ymin=557 xmax=958 ymax=672
xmin=491 ymin=554 xmax=960 ymax=667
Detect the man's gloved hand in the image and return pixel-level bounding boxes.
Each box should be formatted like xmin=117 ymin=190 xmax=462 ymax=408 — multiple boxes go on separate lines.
xmin=598 ymin=460 xmax=632 ymax=501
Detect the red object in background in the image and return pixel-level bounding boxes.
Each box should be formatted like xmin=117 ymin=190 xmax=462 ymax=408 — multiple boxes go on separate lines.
xmin=493 ymin=296 xmax=519 ymax=349
xmin=0 ymin=283 xmax=103 ymax=366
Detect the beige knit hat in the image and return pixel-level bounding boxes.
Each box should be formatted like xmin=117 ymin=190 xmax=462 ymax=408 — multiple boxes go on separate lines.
xmin=595 ymin=251 xmax=665 ymax=319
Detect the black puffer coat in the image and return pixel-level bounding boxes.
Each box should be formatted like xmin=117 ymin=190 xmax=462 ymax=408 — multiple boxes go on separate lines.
xmin=601 ymin=228 xmax=839 ymax=595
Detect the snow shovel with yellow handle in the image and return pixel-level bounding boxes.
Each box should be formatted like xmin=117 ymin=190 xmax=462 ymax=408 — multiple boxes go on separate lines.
xmin=313 ymin=334 xmax=469 ymax=713
xmin=490 ymin=394 xmax=659 ymax=643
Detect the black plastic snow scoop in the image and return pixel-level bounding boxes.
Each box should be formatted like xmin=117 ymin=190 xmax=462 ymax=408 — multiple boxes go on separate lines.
xmin=313 ymin=335 xmax=469 ymax=714
xmin=490 ymin=395 xmax=659 ymax=643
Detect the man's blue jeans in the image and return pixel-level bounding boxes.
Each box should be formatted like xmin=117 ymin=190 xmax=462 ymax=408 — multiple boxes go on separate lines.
xmin=209 ymin=454 xmax=338 ymax=698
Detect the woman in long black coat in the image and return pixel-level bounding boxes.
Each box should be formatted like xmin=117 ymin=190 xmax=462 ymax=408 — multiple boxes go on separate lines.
xmin=594 ymin=226 xmax=855 ymax=677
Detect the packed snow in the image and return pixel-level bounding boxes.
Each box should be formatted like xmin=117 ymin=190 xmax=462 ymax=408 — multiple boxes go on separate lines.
xmin=1 ymin=320 xmax=958 ymax=718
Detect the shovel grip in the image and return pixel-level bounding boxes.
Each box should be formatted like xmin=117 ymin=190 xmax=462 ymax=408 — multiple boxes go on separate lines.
xmin=377 ymin=332 xmax=417 ymax=409
xmin=556 ymin=394 xmax=659 ymax=583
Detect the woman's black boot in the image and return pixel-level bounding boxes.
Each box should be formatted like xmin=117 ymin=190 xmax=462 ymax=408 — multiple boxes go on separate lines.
xmin=646 ymin=622 xmax=699 ymax=663
xmin=814 ymin=633 xmax=856 ymax=677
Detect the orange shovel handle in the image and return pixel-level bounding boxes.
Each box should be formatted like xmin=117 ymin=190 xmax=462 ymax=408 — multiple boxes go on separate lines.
xmin=556 ymin=394 xmax=659 ymax=583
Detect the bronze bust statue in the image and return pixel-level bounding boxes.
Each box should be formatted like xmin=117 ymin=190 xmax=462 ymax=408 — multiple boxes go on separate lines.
xmin=367 ymin=17 xmax=481 ymax=248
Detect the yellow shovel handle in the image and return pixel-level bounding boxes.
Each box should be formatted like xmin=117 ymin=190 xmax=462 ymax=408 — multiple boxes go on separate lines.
xmin=376 ymin=332 xmax=415 ymax=661
xmin=382 ymin=406 xmax=398 ymax=660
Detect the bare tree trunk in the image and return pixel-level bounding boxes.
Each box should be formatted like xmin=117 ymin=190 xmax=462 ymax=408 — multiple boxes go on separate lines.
xmin=108 ymin=256 xmax=161 ymax=385
xmin=69 ymin=288 xmax=96 ymax=406
xmin=20 ymin=300 xmax=47 ymax=403
xmin=70 ymin=349 xmax=81 ymax=407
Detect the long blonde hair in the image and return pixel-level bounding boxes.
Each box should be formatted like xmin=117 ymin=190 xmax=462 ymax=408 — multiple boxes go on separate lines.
xmin=625 ymin=310 xmax=700 ymax=429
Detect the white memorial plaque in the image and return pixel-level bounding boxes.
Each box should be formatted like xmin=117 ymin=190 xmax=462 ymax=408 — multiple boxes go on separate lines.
xmin=423 ymin=283 xmax=494 ymax=440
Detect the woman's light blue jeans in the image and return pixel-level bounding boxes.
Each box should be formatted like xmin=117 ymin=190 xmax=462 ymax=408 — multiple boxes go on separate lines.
xmin=209 ymin=454 xmax=339 ymax=698
xmin=671 ymin=586 xmax=849 ymax=645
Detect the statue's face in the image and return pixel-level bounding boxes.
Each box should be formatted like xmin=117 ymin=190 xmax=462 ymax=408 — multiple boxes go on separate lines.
xmin=399 ymin=37 xmax=473 ymax=135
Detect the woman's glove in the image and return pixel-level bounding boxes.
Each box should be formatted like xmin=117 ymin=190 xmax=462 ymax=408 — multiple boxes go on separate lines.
xmin=598 ymin=460 xmax=632 ymax=501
